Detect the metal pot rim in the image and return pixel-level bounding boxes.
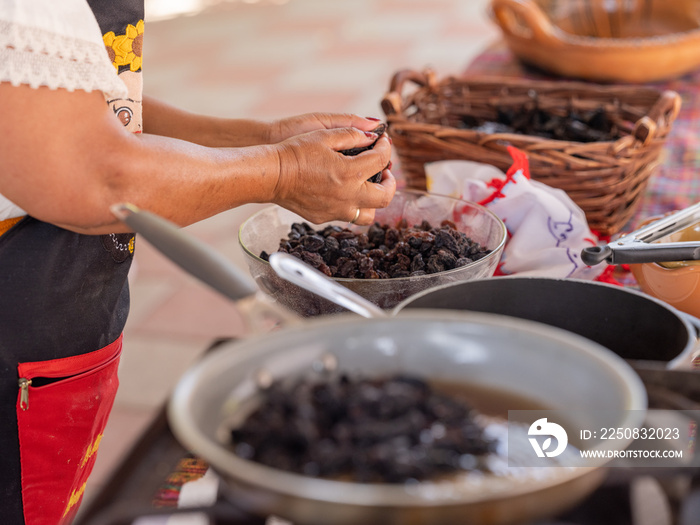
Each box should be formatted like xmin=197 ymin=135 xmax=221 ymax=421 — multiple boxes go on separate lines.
xmin=393 ymin=276 xmax=699 ymax=369
xmin=167 ymin=310 xmax=647 ymax=508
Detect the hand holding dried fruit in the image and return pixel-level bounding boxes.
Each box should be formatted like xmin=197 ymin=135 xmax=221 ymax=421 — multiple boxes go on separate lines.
xmin=267 ymin=113 xmax=386 ymax=144
xmin=272 ymin=126 xmax=395 ymax=226
xmin=340 ymin=123 xmax=388 ymax=183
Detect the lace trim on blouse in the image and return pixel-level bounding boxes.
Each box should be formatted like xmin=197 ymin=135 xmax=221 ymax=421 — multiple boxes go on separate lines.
xmin=0 ymin=19 xmax=128 ymax=99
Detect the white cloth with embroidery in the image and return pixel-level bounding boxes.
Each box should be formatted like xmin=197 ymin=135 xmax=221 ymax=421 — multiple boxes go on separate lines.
xmin=0 ymin=0 xmax=128 ymax=220
xmin=425 ymin=159 xmax=604 ymax=280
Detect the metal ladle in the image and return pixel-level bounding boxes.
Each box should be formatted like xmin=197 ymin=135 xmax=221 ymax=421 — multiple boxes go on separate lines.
xmin=267 ymin=252 xmax=386 ymax=318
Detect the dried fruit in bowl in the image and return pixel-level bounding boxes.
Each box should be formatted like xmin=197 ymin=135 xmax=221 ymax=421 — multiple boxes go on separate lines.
xmin=229 ymin=373 xmax=497 ymax=483
xmin=260 ymin=218 xmax=491 ymax=279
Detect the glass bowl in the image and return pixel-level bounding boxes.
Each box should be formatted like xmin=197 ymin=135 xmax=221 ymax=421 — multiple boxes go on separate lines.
xmin=238 ymin=189 xmax=507 ymax=316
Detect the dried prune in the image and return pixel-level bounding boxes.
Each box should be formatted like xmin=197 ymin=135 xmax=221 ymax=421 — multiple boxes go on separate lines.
xmin=435 ymin=229 xmax=458 ymax=253
xmin=300 ymin=251 xmax=325 ymax=268
xmin=339 ymin=123 xmax=389 ymax=183
xmin=267 ymin=219 xmax=491 ymax=279
xmin=410 ymin=253 xmax=425 ymax=272
xmin=339 ymin=123 xmax=386 ymax=156
xmin=301 ymin=234 xmax=325 ymax=252
xmin=336 ymin=258 xmax=358 ymax=278
xmin=229 ymin=374 xmax=496 ymax=483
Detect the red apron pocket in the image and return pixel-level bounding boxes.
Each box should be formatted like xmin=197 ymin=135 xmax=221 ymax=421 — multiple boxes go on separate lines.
xmin=16 ymin=335 xmax=123 ymax=525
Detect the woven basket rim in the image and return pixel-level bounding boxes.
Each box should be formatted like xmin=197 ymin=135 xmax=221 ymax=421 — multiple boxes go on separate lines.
xmin=382 ymin=70 xmax=681 ymax=235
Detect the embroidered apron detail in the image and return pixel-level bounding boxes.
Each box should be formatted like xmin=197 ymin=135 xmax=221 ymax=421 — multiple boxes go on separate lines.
xmin=102 ymin=232 xmax=135 ymax=263
xmin=16 ymin=335 xmax=123 ymax=525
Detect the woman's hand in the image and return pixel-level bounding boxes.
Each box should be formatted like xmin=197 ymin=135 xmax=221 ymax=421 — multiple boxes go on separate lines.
xmin=268 ymin=113 xmax=384 ymax=144
xmin=272 ymin=126 xmax=395 ymax=225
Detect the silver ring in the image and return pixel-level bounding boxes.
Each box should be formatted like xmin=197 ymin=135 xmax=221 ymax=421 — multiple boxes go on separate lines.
xmin=349 ymin=208 xmax=361 ymax=224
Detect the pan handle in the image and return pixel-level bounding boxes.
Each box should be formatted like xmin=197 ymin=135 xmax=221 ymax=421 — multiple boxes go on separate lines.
xmin=268 ymin=252 xmax=387 ymax=318
xmin=581 ymin=242 xmax=700 ymax=266
xmin=581 ymin=245 xmax=613 ymax=265
xmin=111 ymin=203 xmax=259 ymax=302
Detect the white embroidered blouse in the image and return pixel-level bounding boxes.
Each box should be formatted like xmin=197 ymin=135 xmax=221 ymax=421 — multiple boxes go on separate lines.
xmin=0 ymin=0 xmax=128 ymax=220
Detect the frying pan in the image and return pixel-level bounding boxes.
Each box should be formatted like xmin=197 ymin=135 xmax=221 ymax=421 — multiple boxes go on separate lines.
xmin=103 ymin=204 xmax=647 ymax=525
xmin=266 ymin=249 xmax=700 ymax=370
xmin=394 ymin=277 xmax=700 ymax=371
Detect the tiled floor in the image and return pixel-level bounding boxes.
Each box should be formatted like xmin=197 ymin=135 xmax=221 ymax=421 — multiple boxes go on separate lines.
xmin=81 ymin=0 xmax=501 ymax=512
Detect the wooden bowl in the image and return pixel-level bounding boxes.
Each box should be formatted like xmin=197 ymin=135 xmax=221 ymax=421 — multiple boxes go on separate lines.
xmin=490 ymin=0 xmax=700 ymax=83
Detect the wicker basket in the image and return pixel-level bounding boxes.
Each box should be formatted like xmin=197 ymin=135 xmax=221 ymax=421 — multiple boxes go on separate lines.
xmin=381 ymin=69 xmax=681 ymax=235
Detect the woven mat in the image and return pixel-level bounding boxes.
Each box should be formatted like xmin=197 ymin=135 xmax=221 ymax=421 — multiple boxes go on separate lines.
xmin=464 ymin=41 xmax=700 ymax=231
xmin=152 ymin=456 xmax=210 ymax=508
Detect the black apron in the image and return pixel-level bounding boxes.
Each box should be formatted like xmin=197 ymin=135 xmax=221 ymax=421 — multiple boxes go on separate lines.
xmin=0 ymin=1 xmax=144 ymax=523
xmin=0 ymin=219 xmax=134 ymax=524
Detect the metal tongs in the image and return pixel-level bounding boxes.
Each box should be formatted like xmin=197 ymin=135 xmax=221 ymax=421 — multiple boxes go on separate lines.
xmin=581 ymin=202 xmax=700 ymax=266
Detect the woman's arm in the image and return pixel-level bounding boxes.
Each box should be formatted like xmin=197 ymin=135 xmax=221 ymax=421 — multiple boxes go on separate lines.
xmin=0 ymin=85 xmax=395 ymax=234
xmin=142 ymin=95 xmax=387 ymax=146
xmin=142 ymin=96 xmax=272 ymax=146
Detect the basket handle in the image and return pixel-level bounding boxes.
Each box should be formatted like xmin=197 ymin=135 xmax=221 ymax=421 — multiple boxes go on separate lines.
xmin=381 ymin=69 xmax=436 ymax=116
xmin=630 ymin=90 xmax=682 ymax=146
xmin=490 ymin=0 xmax=563 ymax=47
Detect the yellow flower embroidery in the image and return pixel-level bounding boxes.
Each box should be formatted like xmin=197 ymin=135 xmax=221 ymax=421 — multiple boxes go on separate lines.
xmin=103 ymin=20 xmax=144 ymax=72
xmin=102 ymin=31 xmax=118 ymax=70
